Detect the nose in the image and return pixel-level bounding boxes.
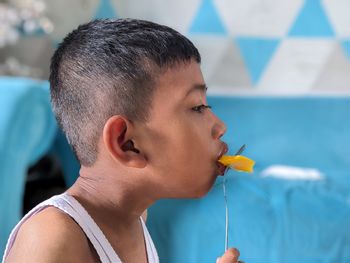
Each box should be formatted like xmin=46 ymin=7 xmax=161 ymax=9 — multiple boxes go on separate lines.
xmin=211 ymin=113 xmax=227 ymax=139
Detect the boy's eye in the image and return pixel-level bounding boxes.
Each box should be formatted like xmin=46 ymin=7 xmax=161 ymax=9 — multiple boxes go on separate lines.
xmin=192 ymin=104 xmax=212 ymax=113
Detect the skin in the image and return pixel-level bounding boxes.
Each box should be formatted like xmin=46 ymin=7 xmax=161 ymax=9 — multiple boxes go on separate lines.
xmin=5 ymin=60 xmax=240 ymax=263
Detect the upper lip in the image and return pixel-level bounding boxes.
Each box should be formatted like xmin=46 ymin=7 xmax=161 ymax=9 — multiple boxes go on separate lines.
xmin=217 ymin=142 xmax=228 ymax=161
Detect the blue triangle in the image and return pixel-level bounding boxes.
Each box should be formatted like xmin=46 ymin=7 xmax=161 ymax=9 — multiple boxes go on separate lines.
xmin=341 ymin=40 xmax=350 ymax=59
xmin=236 ymin=37 xmax=280 ymax=84
xmin=289 ymin=0 xmax=334 ymax=37
xmin=94 ymin=0 xmax=117 ymax=19
xmin=189 ymin=0 xmax=226 ymax=35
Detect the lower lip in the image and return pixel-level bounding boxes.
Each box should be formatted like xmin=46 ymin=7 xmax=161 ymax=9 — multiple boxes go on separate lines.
xmin=216 ymin=162 xmax=227 ymax=176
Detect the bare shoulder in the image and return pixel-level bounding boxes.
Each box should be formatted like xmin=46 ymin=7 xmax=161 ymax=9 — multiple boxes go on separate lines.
xmin=5 ymin=206 xmax=99 ymax=263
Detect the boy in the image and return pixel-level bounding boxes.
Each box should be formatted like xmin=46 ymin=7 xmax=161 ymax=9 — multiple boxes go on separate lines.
xmin=3 ymin=19 xmax=241 ymax=263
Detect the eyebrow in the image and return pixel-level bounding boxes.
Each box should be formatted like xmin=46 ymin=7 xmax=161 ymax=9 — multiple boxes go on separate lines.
xmin=185 ymin=84 xmax=208 ymax=98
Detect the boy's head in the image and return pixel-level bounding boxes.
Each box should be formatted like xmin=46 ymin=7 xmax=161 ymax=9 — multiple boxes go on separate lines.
xmin=50 ymin=19 xmax=227 ymax=198
xmin=50 ymin=18 xmax=200 ymax=167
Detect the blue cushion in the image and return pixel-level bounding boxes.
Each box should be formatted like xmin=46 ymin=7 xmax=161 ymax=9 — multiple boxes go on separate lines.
xmin=0 ymin=77 xmax=57 ymax=255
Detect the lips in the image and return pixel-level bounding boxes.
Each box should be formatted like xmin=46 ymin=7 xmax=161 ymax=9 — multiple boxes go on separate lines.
xmin=216 ymin=142 xmax=228 ymax=176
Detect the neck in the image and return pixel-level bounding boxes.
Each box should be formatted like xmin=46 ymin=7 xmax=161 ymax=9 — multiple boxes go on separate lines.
xmin=67 ymin=165 xmax=156 ymax=228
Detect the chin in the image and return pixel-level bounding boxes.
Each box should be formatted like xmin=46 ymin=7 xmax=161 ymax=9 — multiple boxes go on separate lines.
xmin=192 ymin=191 xmax=209 ymax=199
xmin=191 ymin=181 xmax=216 ymax=198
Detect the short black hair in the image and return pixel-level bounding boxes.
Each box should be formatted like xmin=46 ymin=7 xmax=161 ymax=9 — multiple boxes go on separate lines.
xmin=49 ymin=18 xmax=201 ymax=166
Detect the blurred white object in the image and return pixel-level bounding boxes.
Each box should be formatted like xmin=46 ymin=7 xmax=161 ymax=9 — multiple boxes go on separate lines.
xmin=0 ymin=0 xmax=53 ymax=78
xmin=0 ymin=3 xmax=20 ymax=47
xmin=0 ymin=0 xmax=53 ymax=47
xmin=261 ymin=165 xmax=324 ymax=180
xmin=0 ymin=57 xmax=42 ymax=78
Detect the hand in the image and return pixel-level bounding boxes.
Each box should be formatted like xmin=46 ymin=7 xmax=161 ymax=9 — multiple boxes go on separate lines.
xmin=216 ymin=248 xmax=242 ymax=263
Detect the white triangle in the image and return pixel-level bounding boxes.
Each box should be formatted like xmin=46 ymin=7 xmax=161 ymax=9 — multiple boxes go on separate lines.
xmin=112 ymin=0 xmax=201 ymax=34
xmin=190 ymin=36 xmax=232 ymax=83
xmin=323 ymin=0 xmax=350 ymax=38
xmin=208 ymin=40 xmax=252 ymax=89
xmin=215 ymin=0 xmax=304 ymax=37
xmin=257 ymin=39 xmax=336 ymax=93
xmin=312 ymin=43 xmax=350 ymax=91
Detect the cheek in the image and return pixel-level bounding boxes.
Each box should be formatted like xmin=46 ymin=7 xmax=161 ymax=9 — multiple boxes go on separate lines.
xmin=171 ymin=117 xmax=213 ymax=160
xmin=145 ymin=115 xmax=213 ymax=173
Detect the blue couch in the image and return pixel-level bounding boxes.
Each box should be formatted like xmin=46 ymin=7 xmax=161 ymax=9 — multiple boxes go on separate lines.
xmin=0 ymin=77 xmax=57 ymax=255
xmin=1 ymin=77 xmax=350 ymax=262
xmin=147 ymin=96 xmax=350 ymax=263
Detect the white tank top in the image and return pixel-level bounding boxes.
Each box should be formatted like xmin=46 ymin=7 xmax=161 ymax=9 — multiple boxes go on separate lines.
xmin=2 ymin=193 xmax=159 ymax=263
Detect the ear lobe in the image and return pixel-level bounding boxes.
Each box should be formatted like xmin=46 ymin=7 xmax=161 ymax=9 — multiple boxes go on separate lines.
xmin=103 ymin=116 xmax=147 ymax=168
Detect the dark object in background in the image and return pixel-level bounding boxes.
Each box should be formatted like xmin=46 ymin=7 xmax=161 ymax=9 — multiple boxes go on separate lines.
xmin=23 ymin=155 xmax=67 ymax=215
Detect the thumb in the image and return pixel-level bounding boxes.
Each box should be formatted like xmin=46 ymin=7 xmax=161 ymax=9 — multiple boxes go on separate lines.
xmin=217 ymin=248 xmax=240 ymax=263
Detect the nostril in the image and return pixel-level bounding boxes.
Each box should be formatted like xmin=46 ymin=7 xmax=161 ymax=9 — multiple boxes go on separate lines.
xmin=211 ymin=113 xmax=227 ymax=139
xmin=219 ymin=124 xmax=226 ymax=137
xmin=215 ymin=122 xmax=227 ymax=139
xmin=212 ymin=124 xmax=226 ymax=139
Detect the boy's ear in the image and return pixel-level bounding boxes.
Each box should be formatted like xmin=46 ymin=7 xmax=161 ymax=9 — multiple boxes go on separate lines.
xmin=103 ymin=116 xmax=146 ymax=168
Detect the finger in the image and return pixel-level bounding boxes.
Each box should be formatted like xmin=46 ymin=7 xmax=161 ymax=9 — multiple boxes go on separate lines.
xmin=219 ymin=248 xmax=240 ymax=263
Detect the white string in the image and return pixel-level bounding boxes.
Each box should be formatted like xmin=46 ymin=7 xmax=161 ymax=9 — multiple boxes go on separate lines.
xmin=222 ymin=144 xmax=245 ymax=253
xmin=223 ymin=175 xmax=229 ymax=251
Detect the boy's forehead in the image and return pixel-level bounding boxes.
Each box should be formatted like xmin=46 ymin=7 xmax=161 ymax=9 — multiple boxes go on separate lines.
xmin=146 ymin=62 xmax=206 ymax=119
xmin=185 ymin=84 xmax=208 ymax=97
xmin=154 ymin=61 xmax=206 ymax=98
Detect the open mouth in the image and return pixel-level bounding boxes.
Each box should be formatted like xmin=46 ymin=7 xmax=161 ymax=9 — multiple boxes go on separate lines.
xmin=216 ymin=143 xmax=228 ymax=176
xmin=216 ymin=162 xmax=227 ymax=176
